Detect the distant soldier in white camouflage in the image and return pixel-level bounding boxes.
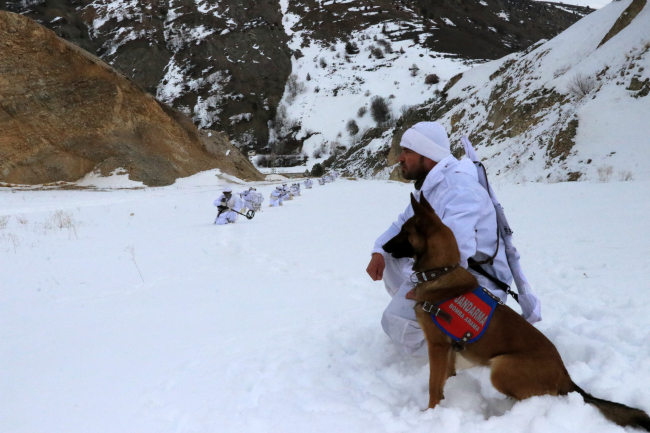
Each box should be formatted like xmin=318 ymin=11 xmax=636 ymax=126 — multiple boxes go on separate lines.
xmin=304 ymin=178 xmax=313 ymax=189
xmin=214 ymin=186 xmax=244 ymax=225
xmin=269 ymin=186 xmax=284 ymax=207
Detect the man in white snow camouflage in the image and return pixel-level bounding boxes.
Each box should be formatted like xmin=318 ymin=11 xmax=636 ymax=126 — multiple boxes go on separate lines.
xmin=214 ymin=186 xmax=244 ymax=225
xmin=366 ymin=121 xmax=525 ymax=356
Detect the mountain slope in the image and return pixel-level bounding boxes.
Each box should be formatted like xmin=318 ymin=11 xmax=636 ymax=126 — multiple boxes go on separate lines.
xmin=0 ymin=0 xmax=589 ymax=152
xmin=330 ymin=0 xmax=650 ymax=183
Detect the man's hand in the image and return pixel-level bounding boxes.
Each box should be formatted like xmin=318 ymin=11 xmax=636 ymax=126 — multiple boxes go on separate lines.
xmin=366 ymin=253 xmax=385 ymax=281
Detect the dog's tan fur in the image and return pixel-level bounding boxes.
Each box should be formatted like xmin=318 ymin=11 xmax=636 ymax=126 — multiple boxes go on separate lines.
xmin=382 ymin=194 xmax=650 ymax=430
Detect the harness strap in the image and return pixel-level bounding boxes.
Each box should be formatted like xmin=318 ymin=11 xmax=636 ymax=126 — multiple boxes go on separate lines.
xmin=421 ymin=302 xmax=453 ymax=324
xmin=467 ymin=258 xmax=519 ymax=303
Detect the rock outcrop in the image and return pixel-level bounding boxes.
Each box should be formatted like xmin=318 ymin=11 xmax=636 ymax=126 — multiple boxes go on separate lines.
xmin=0 ymin=11 xmax=263 ymax=186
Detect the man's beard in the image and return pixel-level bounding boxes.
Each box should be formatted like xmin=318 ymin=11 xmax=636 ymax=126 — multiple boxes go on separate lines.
xmin=400 ymin=157 xmax=430 ymax=181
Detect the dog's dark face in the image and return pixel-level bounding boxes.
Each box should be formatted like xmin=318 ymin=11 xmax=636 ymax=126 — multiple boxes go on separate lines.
xmin=382 ymin=195 xmax=429 ymax=260
xmin=382 ymin=225 xmax=416 ymax=259
xmin=382 ymin=194 xmax=461 ymax=268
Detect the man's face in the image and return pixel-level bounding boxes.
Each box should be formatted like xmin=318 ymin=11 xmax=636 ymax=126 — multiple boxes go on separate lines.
xmin=398 ymin=147 xmax=434 ymax=180
xmin=224 ymin=192 xmax=232 ymax=199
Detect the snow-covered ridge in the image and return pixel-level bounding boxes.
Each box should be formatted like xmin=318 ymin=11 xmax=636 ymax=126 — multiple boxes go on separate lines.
xmin=335 ymin=0 xmax=649 ymax=183
xmin=433 ymin=0 xmax=650 ymax=183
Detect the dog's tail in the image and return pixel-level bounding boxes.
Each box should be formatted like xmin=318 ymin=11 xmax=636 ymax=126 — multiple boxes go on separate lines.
xmin=572 ymin=382 xmax=650 ymax=431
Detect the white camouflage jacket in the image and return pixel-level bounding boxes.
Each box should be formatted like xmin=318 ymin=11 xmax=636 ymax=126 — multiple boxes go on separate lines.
xmin=372 ymin=154 xmax=513 ymax=299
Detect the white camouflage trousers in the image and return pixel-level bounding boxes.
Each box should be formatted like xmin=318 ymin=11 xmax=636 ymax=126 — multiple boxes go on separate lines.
xmin=380 ymin=254 xmax=429 ymax=357
xmin=215 ymin=211 xmax=237 ymax=225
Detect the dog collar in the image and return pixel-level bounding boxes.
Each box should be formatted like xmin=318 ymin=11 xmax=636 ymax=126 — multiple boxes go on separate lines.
xmin=410 ymin=263 xmax=460 ymax=284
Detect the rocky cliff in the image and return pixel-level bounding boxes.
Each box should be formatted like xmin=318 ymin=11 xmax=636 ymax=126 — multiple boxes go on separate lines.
xmin=0 ymin=10 xmax=263 ymax=186
xmin=0 ymin=0 xmax=589 ymax=153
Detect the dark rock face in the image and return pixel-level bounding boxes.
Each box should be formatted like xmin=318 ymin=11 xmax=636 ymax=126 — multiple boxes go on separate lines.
xmin=287 ymin=0 xmax=591 ymax=59
xmin=0 ymin=0 xmax=590 ymax=152
xmin=1 ymin=0 xmax=293 ymax=149
xmin=0 ymin=11 xmax=263 ymax=186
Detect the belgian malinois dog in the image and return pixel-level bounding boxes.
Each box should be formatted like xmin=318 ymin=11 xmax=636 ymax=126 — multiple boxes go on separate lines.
xmin=382 ymin=194 xmax=650 ymax=430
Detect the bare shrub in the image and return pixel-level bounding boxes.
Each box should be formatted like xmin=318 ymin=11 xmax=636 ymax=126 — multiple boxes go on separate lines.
xmin=15 ymin=215 xmax=28 ymax=226
xmin=286 ymin=74 xmax=306 ymax=102
xmin=0 ymin=215 xmax=9 ymax=230
xmin=567 ymin=73 xmax=596 ymax=99
xmin=425 ymin=74 xmax=440 ymax=85
xmin=314 ymin=86 xmax=320 ymax=93
xmin=357 ymin=106 xmax=368 ymax=117
xmin=345 ymin=41 xmax=359 ymax=55
xmin=319 ymin=57 xmax=327 ymax=68
xmin=312 ymin=142 xmax=328 ymax=159
xmin=400 ymin=104 xmax=415 ymax=117
xmin=371 ymin=47 xmax=384 ymax=59
xmin=329 ymin=141 xmax=346 ymax=156
xmin=364 ymin=90 xmax=371 ymax=97
xmin=597 ymin=165 xmax=613 ymax=182
xmin=376 ymin=39 xmax=393 ymax=53
xmin=346 ymin=119 xmax=359 ymax=137
xmin=618 ymin=170 xmax=635 ymax=181
xmin=6 ymin=233 xmax=19 ymax=253
xmin=410 ymin=63 xmax=420 ymax=77
xmin=370 ymin=96 xmax=391 ymax=124
xmin=51 ymin=210 xmax=79 ymax=238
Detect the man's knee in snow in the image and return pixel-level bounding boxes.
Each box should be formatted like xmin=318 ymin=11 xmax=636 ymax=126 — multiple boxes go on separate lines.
xmin=381 ymin=309 xmax=427 ymax=356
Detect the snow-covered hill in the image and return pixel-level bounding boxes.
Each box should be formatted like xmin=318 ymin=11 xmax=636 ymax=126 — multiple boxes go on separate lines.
xmin=2 ymin=176 xmax=650 ymax=432
xmin=331 ymin=0 xmax=649 ymax=183
xmin=435 ymin=0 xmax=650 ymax=183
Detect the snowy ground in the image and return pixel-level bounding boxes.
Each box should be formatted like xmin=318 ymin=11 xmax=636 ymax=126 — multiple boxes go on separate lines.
xmin=2 ymin=174 xmax=649 ymax=433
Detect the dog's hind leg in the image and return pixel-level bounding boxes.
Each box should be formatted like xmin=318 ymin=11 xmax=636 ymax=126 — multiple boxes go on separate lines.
xmin=489 ymin=353 xmax=573 ymax=400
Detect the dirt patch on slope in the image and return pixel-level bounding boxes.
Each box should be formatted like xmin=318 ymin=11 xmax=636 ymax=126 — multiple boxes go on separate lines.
xmin=0 ymin=11 xmax=262 ymax=186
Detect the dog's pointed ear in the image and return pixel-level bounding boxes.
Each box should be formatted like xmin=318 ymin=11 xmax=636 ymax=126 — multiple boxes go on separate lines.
xmin=410 ymin=193 xmax=424 ymax=215
xmin=418 ymin=194 xmax=445 ymax=226
xmin=419 ymin=195 xmax=436 ymax=214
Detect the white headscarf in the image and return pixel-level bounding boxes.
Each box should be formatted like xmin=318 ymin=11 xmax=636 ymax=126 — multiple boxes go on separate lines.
xmin=400 ymin=122 xmax=451 ymax=162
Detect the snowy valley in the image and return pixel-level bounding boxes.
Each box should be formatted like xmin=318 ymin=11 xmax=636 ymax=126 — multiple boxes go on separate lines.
xmin=2 ymin=175 xmax=650 ymax=432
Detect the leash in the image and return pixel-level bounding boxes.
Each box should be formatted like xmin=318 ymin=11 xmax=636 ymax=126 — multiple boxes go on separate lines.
xmin=467 ymin=258 xmax=519 ymax=303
